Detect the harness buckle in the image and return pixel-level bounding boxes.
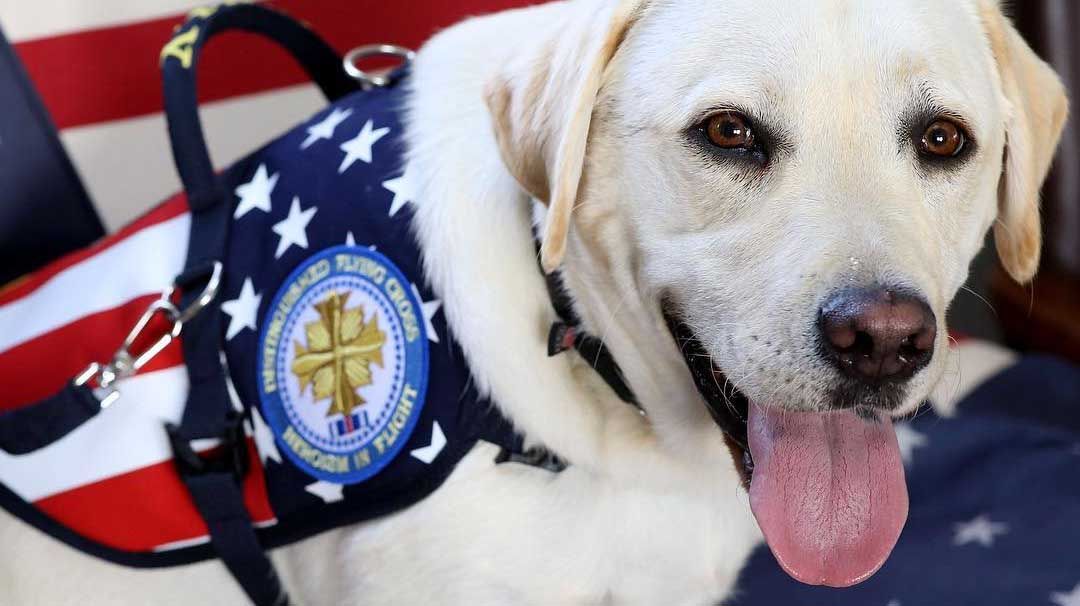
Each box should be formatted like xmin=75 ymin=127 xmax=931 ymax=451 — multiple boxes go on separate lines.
xmin=547 ymin=321 xmax=579 ymax=357
xmin=167 ymin=411 xmax=249 ymax=482
xmin=73 ymin=262 xmax=224 ymax=409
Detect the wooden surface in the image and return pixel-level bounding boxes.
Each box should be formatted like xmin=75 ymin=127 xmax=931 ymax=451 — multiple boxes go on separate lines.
xmin=992 ymin=263 xmax=1080 ymax=364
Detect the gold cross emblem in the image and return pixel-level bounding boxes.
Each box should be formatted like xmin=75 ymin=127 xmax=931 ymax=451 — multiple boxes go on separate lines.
xmin=291 ymin=291 xmax=386 ymax=418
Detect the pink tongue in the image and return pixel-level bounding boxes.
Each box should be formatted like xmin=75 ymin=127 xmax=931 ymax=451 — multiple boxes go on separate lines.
xmin=747 ymin=403 xmax=908 ymax=587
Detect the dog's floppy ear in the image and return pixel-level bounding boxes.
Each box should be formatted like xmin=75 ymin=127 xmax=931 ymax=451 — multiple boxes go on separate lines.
xmin=979 ymin=1 xmax=1069 ymax=283
xmin=485 ymin=0 xmax=643 ymax=273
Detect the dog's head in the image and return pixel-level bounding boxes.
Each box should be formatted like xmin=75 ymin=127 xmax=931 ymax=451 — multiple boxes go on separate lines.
xmin=485 ymin=0 xmax=1067 ymax=588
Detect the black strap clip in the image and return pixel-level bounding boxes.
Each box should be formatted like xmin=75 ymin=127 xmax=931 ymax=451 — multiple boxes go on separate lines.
xmin=547 ymin=321 xmax=579 ymax=357
xmin=167 ymin=411 xmax=249 ymax=481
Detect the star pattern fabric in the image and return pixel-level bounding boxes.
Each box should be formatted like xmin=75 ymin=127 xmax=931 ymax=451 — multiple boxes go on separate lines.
xmin=1052 ymin=584 xmax=1080 ymax=606
xmin=233 ymin=164 xmax=278 ymax=219
xmin=382 ymin=170 xmax=416 ymax=217
xmin=202 ymin=81 xmax=524 ymax=563
xmin=271 ymin=197 xmax=317 ymax=258
xmin=412 ymin=283 xmax=442 ymax=344
xmin=248 ymin=405 xmax=281 ymax=464
xmin=305 ymin=481 xmax=344 ymax=504
xmin=221 ymin=277 xmax=261 ymax=340
xmin=894 ymin=422 xmax=928 ymax=465
xmin=301 ymin=107 xmax=352 ymax=150
xmin=953 ymin=515 xmax=1009 ymax=547
xmin=338 ymin=119 xmax=389 ymax=173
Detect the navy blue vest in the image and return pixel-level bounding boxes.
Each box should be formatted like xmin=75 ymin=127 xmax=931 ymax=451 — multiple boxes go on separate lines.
xmin=218 ymin=81 xmax=525 ymax=557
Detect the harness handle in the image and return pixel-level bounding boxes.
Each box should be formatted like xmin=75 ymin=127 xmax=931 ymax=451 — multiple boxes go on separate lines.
xmin=161 ymin=3 xmax=358 ymax=214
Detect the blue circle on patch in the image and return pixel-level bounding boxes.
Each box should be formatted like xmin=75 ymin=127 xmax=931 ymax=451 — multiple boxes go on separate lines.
xmin=257 ymin=245 xmax=429 ymax=484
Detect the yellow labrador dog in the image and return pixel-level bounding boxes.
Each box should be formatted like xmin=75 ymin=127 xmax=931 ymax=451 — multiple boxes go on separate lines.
xmin=0 ymin=0 xmax=1066 ymax=603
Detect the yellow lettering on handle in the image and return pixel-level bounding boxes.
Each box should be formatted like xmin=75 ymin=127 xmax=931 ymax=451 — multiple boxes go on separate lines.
xmin=187 ymin=6 xmax=218 ymax=20
xmin=160 ymin=27 xmax=200 ymax=69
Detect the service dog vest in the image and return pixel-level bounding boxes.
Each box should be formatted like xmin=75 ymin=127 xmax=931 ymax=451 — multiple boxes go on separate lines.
xmin=0 ymin=60 xmax=525 ymax=569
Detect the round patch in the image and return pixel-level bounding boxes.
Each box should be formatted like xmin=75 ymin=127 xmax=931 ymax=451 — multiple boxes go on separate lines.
xmin=257 ymin=245 xmax=429 ymax=484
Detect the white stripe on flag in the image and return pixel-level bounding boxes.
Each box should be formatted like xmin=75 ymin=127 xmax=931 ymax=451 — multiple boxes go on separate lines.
xmin=0 ymin=365 xmax=187 ymax=502
xmin=0 ymin=0 xmax=218 ymax=43
xmin=62 ymin=84 xmax=323 ymax=231
xmin=0 ymin=213 xmax=190 ymax=353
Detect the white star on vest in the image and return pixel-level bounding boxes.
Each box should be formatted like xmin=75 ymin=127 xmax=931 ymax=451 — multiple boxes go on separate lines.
xmin=301 ymin=107 xmax=352 ymax=150
xmin=272 ymin=197 xmax=317 ymax=258
xmin=233 ymin=164 xmax=278 ymax=219
xmin=221 ymin=278 xmax=261 ymax=340
xmin=894 ymin=422 xmax=928 ymax=465
xmin=410 ymin=421 xmax=446 ymax=464
xmin=1052 ymin=583 xmax=1080 ymax=606
xmin=248 ymin=405 xmax=281 ymax=464
xmin=412 ymin=283 xmax=442 ymax=343
xmin=344 ymin=231 xmax=377 ymax=251
xmin=382 ymin=170 xmax=416 ymax=217
xmin=305 ymin=481 xmax=344 ymax=504
xmin=338 ymin=119 xmax=389 ymax=173
xmin=953 ymin=514 xmax=1009 ymax=547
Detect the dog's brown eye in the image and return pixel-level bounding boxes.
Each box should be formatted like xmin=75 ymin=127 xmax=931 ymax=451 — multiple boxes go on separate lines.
xmin=705 ymin=111 xmax=755 ymax=149
xmin=920 ymin=119 xmax=966 ymax=158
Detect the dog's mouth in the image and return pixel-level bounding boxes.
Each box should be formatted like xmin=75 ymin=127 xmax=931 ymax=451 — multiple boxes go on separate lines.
xmin=662 ymin=309 xmax=755 ymax=484
xmin=662 ymin=302 xmax=909 ymax=589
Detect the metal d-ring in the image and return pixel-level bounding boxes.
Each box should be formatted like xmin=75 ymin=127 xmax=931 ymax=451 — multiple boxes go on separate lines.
xmin=343 ymin=44 xmax=415 ymax=88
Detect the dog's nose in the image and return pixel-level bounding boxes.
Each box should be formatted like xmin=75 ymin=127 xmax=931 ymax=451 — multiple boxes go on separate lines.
xmin=819 ymin=287 xmax=937 ymax=384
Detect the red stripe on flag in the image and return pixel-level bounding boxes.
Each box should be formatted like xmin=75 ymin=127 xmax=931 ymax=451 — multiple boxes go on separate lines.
xmin=33 ymin=437 xmax=275 ymax=552
xmin=0 ymin=194 xmax=188 ymax=307
xmin=0 ymin=294 xmax=185 ymax=410
xmin=13 ymin=0 xmax=539 ymax=131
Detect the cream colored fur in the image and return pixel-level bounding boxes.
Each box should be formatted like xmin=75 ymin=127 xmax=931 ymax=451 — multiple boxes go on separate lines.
xmin=0 ymin=1 xmax=1066 ymax=604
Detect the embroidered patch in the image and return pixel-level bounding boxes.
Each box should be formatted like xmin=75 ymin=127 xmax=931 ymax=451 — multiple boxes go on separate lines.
xmin=257 ymin=245 xmax=429 ymax=484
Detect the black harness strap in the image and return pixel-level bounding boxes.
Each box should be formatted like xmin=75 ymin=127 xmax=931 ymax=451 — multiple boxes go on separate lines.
xmin=160 ymin=6 xmax=358 ymax=605
xmin=0 ymin=383 xmax=99 ymax=455
xmin=538 ymin=245 xmax=640 ymax=409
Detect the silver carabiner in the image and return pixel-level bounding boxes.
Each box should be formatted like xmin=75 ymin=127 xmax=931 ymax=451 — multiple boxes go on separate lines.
xmin=74 ymin=362 xmax=120 ymax=409
xmin=114 ymin=297 xmax=184 ymax=380
xmin=72 ymin=261 xmax=223 ymax=409
xmin=343 ymin=44 xmax=415 ymax=88
xmin=75 ymin=296 xmax=181 ymax=409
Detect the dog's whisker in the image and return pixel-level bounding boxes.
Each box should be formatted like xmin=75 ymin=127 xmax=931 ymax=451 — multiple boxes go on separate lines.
xmin=959 ymin=285 xmax=998 ymax=318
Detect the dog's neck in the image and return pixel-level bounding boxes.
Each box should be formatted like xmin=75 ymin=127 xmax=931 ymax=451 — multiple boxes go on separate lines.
xmin=538 ymin=203 xmax=740 ymax=477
